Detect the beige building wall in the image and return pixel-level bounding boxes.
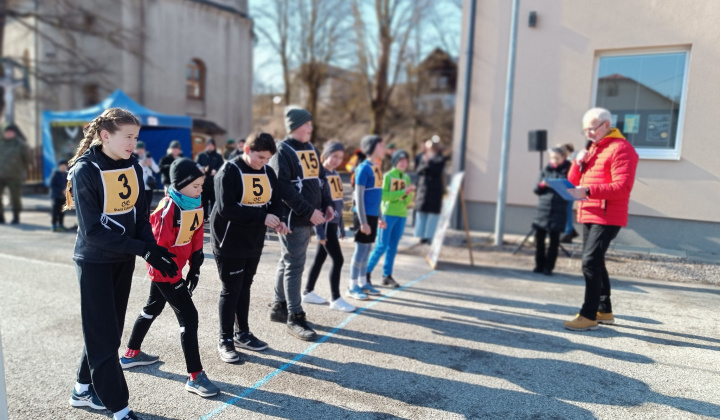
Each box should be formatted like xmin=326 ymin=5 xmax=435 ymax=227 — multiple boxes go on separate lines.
xmin=453 ymin=0 xmax=720 ymax=253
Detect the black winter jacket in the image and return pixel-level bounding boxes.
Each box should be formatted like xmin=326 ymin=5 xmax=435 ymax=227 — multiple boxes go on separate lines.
xmin=269 ymin=137 xmax=333 ymax=229
xmin=210 ymin=157 xmax=283 ymax=258
xmin=196 ymin=150 xmax=224 ymax=189
xmin=49 ymin=169 xmax=68 ymax=199
xmin=69 ymin=145 xmax=155 ymax=263
xmin=158 ymin=153 xmax=183 ymax=187
xmin=415 ymin=154 xmax=446 ymax=214
xmin=532 ymin=160 xmax=571 ymax=232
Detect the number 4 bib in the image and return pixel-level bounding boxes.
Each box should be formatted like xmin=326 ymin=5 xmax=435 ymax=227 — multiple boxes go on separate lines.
xmin=100 ymin=167 xmax=139 ymax=215
xmin=175 ymin=208 xmax=203 ymax=246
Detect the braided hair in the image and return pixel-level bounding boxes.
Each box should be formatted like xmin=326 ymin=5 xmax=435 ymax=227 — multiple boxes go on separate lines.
xmin=64 ymin=108 xmax=141 ymax=210
xmin=68 ymin=108 xmax=141 ymax=166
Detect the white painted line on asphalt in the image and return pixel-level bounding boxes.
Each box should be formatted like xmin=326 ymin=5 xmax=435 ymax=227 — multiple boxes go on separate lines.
xmin=0 ymin=252 xmax=148 ymax=282
xmin=200 ymin=270 xmax=437 ymax=420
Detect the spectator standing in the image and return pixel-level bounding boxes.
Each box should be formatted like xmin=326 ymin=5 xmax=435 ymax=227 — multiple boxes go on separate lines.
xmin=195 ymin=138 xmax=224 ymax=222
xmin=531 ymin=147 xmax=571 ymax=276
xmin=49 ymin=159 xmax=69 ymax=232
xmin=0 ymin=124 xmax=30 ymax=224
xmin=158 ymin=140 xmax=183 ymax=193
xmin=414 ymin=139 xmax=445 ymax=244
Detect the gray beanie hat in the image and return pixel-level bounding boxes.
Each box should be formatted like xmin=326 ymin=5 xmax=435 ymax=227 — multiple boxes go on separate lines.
xmin=322 ymin=141 xmax=345 ymax=160
xmin=391 ymin=149 xmax=409 ymax=167
xmin=285 ymin=106 xmax=313 ymax=133
xmin=360 ymin=135 xmax=382 ymax=156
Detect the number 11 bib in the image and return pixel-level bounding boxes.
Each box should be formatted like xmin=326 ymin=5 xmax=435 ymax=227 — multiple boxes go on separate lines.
xmin=390 ymin=178 xmax=406 ymax=192
xmin=100 ymin=167 xmax=139 ymax=215
xmin=371 ymin=166 xmax=383 ymax=189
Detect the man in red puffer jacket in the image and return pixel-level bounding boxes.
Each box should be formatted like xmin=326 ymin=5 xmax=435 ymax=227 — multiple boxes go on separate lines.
xmin=563 ymin=107 xmax=639 ymax=331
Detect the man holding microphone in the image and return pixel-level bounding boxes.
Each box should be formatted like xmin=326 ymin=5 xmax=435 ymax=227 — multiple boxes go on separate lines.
xmin=564 ymin=107 xmax=639 ymax=331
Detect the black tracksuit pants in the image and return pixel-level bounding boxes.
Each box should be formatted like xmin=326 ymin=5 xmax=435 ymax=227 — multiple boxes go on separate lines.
xmin=215 ymin=255 xmax=260 ymax=340
xmin=305 ymin=223 xmax=343 ymax=301
xmin=51 ymin=197 xmax=65 ymax=226
xmin=579 ymin=223 xmax=621 ymax=320
xmin=75 ymin=260 xmax=134 ymax=413
xmin=126 ymin=281 xmax=202 ymax=373
xmin=534 ymin=227 xmax=561 ymax=272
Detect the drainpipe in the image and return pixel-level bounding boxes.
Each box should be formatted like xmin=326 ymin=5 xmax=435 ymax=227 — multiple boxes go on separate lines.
xmin=494 ymin=0 xmax=520 ymax=246
xmin=455 ymin=0 xmax=477 ymax=229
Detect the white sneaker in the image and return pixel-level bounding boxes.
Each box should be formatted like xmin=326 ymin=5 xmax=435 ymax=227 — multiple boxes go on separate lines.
xmin=302 ymin=291 xmax=328 ymax=305
xmin=329 ymin=297 xmax=356 ymax=312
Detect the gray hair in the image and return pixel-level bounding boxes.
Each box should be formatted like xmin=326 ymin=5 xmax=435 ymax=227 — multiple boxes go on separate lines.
xmin=583 ymin=107 xmax=612 ymax=125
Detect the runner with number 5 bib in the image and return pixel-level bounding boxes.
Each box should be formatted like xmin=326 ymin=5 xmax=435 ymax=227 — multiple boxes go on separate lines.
xmin=210 ymin=132 xmax=289 ymax=363
xmin=65 ymin=108 xmax=178 ymax=420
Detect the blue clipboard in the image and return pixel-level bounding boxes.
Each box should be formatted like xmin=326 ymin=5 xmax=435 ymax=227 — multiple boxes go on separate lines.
xmin=543 ymin=178 xmax=580 ymax=201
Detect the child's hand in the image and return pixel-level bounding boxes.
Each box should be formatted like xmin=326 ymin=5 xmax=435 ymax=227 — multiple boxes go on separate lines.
xmin=275 ymin=222 xmax=291 ymax=235
xmin=405 ymin=185 xmax=415 ymax=194
xmin=360 ymin=223 xmax=371 ymax=235
xmin=318 ymin=239 xmax=327 ymax=245
xmin=265 ymin=214 xmax=280 ymax=228
xmin=378 ymin=219 xmax=387 ymax=229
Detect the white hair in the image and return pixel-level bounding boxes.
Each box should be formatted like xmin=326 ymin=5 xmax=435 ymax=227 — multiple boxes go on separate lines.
xmin=583 ymin=107 xmax=612 ymax=125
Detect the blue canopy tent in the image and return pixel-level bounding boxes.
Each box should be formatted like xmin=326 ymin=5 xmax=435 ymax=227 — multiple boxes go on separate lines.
xmin=41 ymin=90 xmax=193 ymax=184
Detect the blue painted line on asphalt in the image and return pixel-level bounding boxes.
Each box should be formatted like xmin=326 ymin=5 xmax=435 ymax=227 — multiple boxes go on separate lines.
xmin=200 ymin=270 xmax=436 ymax=420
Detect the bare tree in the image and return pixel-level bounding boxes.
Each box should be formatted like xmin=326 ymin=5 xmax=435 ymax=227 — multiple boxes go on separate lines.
xmin=351 ymin=0 xmax=429 ymax=134
xmin=253 ymin=0 xmax=293 ymax=105
xmin=296 ymin=0 xmax=351 ymax=143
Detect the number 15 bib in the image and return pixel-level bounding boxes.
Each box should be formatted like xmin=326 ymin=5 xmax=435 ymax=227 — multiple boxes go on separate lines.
xmin=296 ymin=150 xmax=320 ymax=179
xmin=100 ymin=167 xmax=139 ymax=215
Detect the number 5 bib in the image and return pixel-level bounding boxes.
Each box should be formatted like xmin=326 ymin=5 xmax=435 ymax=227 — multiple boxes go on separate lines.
xmin=100 ymin=167 xmax=139 ymax=214
xmin=230 ymin=162 xmax=273 ymax=206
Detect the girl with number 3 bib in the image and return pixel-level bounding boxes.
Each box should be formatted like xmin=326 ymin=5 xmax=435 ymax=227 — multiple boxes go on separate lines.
xmin=65 ymin=108 xmax=178 ymax=420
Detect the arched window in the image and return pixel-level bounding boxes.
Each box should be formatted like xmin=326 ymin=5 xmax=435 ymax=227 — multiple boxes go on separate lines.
xmin=186 ymin=58 xmax=205 ymax=100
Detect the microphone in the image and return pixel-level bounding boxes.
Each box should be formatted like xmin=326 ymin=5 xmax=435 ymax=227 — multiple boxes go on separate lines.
xmin=579 ymin=140 xmax=592 ymax=173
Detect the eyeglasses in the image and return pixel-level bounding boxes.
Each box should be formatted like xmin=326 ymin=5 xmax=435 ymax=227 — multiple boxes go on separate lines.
xmin=581 ymin=121 xmax=607 ymax=135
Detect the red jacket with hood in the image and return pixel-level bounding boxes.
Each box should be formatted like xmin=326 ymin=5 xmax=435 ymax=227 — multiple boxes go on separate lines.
xmin=567 ymin=128 xmax=639 ymax=227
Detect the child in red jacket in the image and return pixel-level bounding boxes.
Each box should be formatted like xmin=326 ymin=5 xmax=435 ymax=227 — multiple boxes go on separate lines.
xmin=120 ymin=158 xmax=219 ymax=398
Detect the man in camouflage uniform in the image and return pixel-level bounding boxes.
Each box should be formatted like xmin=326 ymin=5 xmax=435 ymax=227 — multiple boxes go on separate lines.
xmin=0 ymin=124 xmax=30 ymax=224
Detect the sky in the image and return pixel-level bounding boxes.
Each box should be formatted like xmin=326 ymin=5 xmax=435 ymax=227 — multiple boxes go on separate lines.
xmin=248 ymin=0 xmax=463 ymax=94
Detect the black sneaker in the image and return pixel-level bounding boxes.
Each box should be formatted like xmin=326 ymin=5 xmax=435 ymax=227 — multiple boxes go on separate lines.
xmin=217 ymin=338 xmax=240 ymax=363
xmin=382 ymin=275 xmax=400 ymax=288
xmin=121 ymin=411 xmax=142 ymax=420
xmin=269 ymin=301 xmax=288 ymax=323
xmin=366 ymin=272 xmax=372 ymax=285
xmin=287 ymin=312 xmax=317 ymax=341
xmin=69 ymin=384 xmax=105 ymax=410
xmin=234 ymin=331 xmax=268 ymax=351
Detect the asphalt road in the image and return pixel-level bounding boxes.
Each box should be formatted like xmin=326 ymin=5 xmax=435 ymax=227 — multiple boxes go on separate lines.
xmin=1 ymin=210 xmax=720 ymax=419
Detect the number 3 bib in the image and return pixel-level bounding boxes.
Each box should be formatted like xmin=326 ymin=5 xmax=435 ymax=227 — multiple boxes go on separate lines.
xmin=100 ymin=167 xmax=139 ymax=214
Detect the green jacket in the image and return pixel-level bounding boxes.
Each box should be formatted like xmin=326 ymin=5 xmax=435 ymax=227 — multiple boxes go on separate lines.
xmin=381 ymin=168 xmax=413 ymax=218
xmin=0 ymin=138 xmax=30 ymax=179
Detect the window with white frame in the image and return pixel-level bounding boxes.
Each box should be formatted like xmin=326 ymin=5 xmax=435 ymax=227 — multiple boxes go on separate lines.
xmin=594 ymin=49 xmax=689 ymax=159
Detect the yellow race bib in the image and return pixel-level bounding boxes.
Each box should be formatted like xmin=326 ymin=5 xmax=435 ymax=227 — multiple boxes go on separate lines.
xmin=241 ymin=174 xmax=272 ymax=206
xmin=372 ymin=166 xmax=383 ymax=189
xmin=296 ymin=150 xmax=320 ymax=179
xmin=390 ymin=178 xmax=406 ymax=192
xmin=101 ymin=167 xmax=139 ymax=214
xmin=327 ymin=175 xmax=343 ymax=200
xmin=175 ymin=208 xmax=203 ymax=247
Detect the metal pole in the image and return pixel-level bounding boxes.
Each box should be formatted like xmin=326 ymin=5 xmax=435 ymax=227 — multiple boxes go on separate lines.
xmin=0 ymin=330 xmax=8 ymax=420
xmin=493 ymin=0 xmax=520 ymax=246
xmin=454 ymin=0 xmax=477 ymax=229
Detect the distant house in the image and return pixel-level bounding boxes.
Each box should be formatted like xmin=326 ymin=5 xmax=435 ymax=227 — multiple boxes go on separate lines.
xmin=5 ymin=0 xmax=253 ymax=181
xmin=413 ymin=48 xmax=458 ymax=113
